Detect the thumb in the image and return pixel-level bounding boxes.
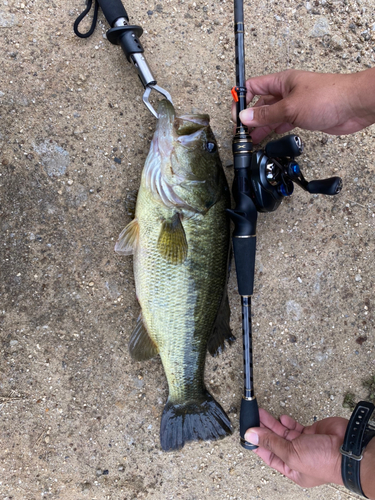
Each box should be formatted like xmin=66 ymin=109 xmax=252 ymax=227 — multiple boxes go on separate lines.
xmin=245 ymin=427 xmax=293 ymax=463
xmin=240 ymin=101 xmax=292 ymax=128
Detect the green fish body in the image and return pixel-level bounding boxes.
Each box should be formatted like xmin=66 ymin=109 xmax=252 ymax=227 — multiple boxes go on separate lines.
xmin=115 ymin=101 xmax=234 ymax=450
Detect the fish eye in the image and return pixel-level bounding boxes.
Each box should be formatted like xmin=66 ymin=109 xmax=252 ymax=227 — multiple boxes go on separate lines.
xmin=205 ymin=142 xmax=217 ymax=153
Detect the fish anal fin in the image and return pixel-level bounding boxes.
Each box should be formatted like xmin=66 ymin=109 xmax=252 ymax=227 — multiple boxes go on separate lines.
xmin=114 ymin=218 xmax=139 ymax=256
xmin=157 ymin=213 xmax=188 ymax=264
xmin=208 ymin=288 xmax=235 ymax=357
xmin=129 ymin=314 xmax=159 ymax=361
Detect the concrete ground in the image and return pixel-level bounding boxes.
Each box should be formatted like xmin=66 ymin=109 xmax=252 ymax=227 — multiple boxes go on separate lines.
xmin=1 ymin=0 xmax=374 ymax=498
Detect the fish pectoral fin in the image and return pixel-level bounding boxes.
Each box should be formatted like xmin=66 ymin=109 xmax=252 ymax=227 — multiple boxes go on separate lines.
xmin=157 ymin=213 xmax=188 ymax=264
xmin=114 ymin=218 xmax=139 ymax=255
xmin=129 ymin=314 xmax=159 ymax=361
xmin=208 ymin=288 xmax=236 ymax=357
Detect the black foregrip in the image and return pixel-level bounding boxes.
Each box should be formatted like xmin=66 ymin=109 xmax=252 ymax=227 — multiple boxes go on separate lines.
xmin=265 ymin=135 xmax=302 ymax=158
xmin=240 ymin=397 xmax=260 ymax=450
xmin=97 ymin=0 xmax=128 ymax=26
xmin=232 ymin=236 xmax=256 ymax=296
xmin=306 ymin=176 xmax=342 ymax=195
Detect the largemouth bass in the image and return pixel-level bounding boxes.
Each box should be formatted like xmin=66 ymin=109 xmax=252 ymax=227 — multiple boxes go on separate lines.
xmin=115 ymin=100 xmax=234 ymax=450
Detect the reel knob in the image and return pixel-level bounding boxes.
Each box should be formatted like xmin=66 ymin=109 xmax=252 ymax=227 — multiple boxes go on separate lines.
xmin=265 ymin=135 xmax=303 ymax=158
xmin=278 ymin=180 xmax=294 ymax=197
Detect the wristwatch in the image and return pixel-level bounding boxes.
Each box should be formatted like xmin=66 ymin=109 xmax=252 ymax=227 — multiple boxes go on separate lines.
xmin=341 ymin=401 xmax=375 ymax=498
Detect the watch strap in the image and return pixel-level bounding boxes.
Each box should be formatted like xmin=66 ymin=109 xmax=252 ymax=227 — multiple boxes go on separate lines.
xmin=341 ymin=401 xmax=375 ymax=498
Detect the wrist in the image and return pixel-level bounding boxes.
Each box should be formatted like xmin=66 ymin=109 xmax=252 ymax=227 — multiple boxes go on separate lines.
xmin=341 ymin=401 xmax=375 ymax=498
xmin=361 ymin=437 xmax=375 ymax=500
xmin=348 ymin=69 xmax=375 ymax=126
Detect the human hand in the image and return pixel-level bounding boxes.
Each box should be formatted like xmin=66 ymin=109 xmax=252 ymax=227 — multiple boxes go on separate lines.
xmin=245 ymin=408 xmax=348 ymax=488
xmin=233 ymin=68 xmax=375 ymax=143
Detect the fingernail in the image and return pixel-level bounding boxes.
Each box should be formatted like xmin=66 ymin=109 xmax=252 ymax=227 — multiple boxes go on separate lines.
xmin=244 ymin=431 xmax=259 ymax=445
xmin=240 ymin=109 xmax=254 ymax=122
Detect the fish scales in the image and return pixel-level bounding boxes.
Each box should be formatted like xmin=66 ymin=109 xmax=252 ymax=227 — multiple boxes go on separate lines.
xmin=115 ymin=100 xmax=234 ymax=450
xmin=135 ymin=184 xmax=229 ymax=404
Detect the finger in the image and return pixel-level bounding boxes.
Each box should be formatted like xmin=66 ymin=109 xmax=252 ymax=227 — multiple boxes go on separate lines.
xmin=250 ymin=122 xmax=295 ymax=144
xmin=254 ymin=444 xmax=302 ymax=484
xmin=279 ymin=414 xmax=306 ymax=434
xmin=232 ymin=95 xmax=280 ymax=123
xmin=257 ymin=447 xmax=324 ymax=489
xmin=274 ymin=123 xmax=295 ymax=135
xmin=231 ymin=101 xmax=237 ymax=123
xmin=257 ymin=409 xmax=302 ymax=442
xmin=255 ymin=445 xmax=317 ymax=487
xmin=240 ymin=100 xmax=293 ymax=129
xmin=259 ymin=408 xmax=291 ymax=436
xmin=244 ymin=427 xmax=294 ymax=465
xmin=253 ymin=95 xmax=281 ymax=108
xmin=250 ymin=126 xmax=275 ymax=144
xmin=254 ymin=445 xmax=289 ymax=476
xmin=245 ymin=72 xmax=288 ymax=105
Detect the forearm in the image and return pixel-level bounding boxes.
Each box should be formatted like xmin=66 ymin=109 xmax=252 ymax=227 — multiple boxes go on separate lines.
xmin=361 ymin=437 xmax=375 ymax=499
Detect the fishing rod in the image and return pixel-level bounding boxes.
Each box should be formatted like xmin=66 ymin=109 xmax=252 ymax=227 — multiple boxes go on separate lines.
xmin=229 ymin=0 xmax=343 ymax=449
xmin=228 ymin=0 xmax=260 ymax=450
xmin=73 ymin=0 xmax=172 ymax=118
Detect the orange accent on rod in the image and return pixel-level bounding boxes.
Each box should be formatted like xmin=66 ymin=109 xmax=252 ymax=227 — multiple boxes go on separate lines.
xmin=231 ymin=87 xmax=239 ymax=102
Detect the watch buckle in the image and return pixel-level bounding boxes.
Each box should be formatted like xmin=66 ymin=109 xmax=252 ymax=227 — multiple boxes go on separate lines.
xmin=340 ymin=445 xmax=363 ymax=461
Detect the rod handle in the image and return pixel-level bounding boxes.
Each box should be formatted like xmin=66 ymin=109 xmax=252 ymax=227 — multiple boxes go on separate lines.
xmin=231 ymin=236 xmax=256 ymax=296
xmin=240 ymin=397 xmax=260 ymax=450
xmin=97 ymin=0 xmax=129 ymax=27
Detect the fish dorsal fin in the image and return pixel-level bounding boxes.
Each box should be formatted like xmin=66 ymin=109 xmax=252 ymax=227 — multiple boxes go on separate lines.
xmin=114 ymin=218 xmax=139 ymax=255
xmin=129 ymin=314 xmax=159 ymax=361
xmin=157 ymin=213 xmax=188 ymax=264
xmin=207 ymin=288 xmax=236 ymax=357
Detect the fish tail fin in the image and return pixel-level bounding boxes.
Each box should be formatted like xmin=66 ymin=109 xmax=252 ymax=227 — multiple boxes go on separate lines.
xmin=160 ymin=390 xmax=232 ymax=451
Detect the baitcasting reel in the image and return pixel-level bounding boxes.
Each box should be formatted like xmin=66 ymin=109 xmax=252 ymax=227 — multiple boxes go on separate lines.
xmin=249 ymin=134 xmax=343 ymax=213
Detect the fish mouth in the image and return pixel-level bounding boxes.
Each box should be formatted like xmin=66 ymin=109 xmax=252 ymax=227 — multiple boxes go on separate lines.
xmin=157 ymin=100 xmax=210 ymax=138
